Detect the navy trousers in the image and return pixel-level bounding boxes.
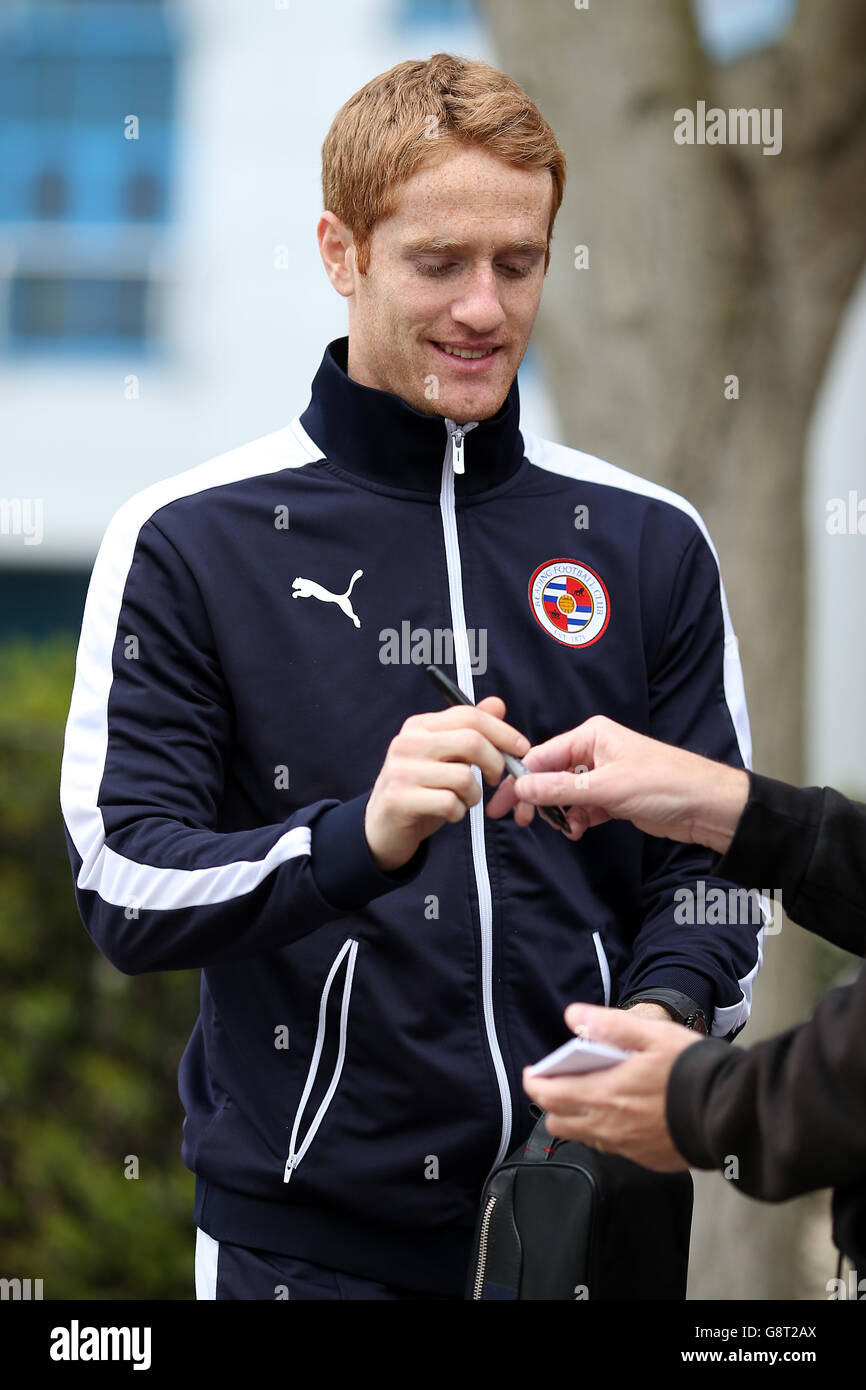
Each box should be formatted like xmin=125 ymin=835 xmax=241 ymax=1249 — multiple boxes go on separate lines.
xmin=195 ymin=1228 xmax=460 ymax=1301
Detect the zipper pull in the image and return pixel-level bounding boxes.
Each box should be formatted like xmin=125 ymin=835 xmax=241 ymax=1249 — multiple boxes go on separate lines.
xmin=283 ymin=1156 xmax=296 ymax=1184
xmin=448 ymin=420 xmax=478 ymax=475
xmin=452 ymin=427 xmax=465 ymax=475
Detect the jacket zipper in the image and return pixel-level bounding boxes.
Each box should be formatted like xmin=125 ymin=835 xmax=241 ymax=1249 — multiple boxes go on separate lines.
xmin=592 ymin=930 xmax=611 ymax=1007
xmin=283 ymin=937 xmax=359 ymax=1183
xmin=472 ymin=1192 xmax=498 ymax=1299
xmin=440 ymin=420 xmax=512 ymax=1173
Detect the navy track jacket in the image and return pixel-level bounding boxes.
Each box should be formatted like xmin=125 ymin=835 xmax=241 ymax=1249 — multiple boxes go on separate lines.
xmin=61 ymin=337 xmax=763 ymax=1296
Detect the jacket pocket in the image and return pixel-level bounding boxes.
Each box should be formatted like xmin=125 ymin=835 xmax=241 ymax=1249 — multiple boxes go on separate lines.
xmin=591 ymin=930 xmax=611 ymax=1007
xmin=283 ymin=936 xmax=359 ymax=1184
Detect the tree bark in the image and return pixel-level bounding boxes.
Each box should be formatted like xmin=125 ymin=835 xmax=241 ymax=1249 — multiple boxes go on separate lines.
xmin=480 ymin=0 xmax=866 ymax=1299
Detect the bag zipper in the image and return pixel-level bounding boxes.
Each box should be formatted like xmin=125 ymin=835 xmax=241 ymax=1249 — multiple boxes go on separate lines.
xmin=283 ymin=937 xmax=358 ymax=1183
xmin=472 ymin=1192 xmax=498 ymax=1299
xmin=440 ymin=420 xmax=512 ymax=1174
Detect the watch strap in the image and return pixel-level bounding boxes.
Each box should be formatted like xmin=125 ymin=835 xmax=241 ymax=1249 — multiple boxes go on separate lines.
xmin=619 ymin=988 xmax=708 ymax=1032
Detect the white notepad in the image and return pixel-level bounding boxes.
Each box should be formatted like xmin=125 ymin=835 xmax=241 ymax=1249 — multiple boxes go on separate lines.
xmin=527 ymin=1036 xmax=630 ymax=1078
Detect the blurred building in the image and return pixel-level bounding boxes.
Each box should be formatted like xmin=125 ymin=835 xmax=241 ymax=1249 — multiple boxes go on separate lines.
xmin=0 ymin=0 xmax=862 ymax=790
xmin=0 ymin=0 xmax=557 ymax=633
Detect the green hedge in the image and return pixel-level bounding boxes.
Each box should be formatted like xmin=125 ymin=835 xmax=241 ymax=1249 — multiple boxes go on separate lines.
xmin=0 ymin=638 xmax=198 ymax=1299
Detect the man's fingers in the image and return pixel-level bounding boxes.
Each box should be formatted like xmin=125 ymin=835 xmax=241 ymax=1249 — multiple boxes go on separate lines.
xmin=485 ymin=774 xmax=518 ymax=819
xmin=403 ymin=785 xmax=475 ymax=825
xmin=563 ymin=1002 xmax=676 ymax=1050
xmin=395 ymin=758 xmax=483 ymax=808
xmin=472 ymin=703 xmax=530 ymax=760
xmin=488 ymin=781 xmax=592 ymax=835
xmin=486 ymin=777 xmax=539 ymax=827
xmin=421 ymin=702 xmax=530 ymax=760
xmin=561 ymin=808 xmax=594 ymax=840
xmin=521 ymin=725 xmax=598 ymax=775
xmin=513 ymin=798 xmax=536 ymax=828
xmin=514 ymin=770 xmax=592 ymax=805
xmin=474 ymin=695 xmax=506 ymax=720
xmin=523 ymin=1069 xmax=616 ymax=1115
xmin=420 ymin=729 xmax=506 ymax=787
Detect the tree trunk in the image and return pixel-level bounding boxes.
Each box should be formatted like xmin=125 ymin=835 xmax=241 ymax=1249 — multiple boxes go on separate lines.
xmin=480 ymin=0 xmax=866 ymax=1299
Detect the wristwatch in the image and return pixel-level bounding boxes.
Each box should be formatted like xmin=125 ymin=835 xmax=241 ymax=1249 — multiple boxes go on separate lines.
xmin=619 ymin=988 xmax=708 ymax=1034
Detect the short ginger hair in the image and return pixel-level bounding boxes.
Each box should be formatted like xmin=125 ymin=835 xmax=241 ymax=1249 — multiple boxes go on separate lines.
xmin=321 ymin=52 xmax=567 ymax=274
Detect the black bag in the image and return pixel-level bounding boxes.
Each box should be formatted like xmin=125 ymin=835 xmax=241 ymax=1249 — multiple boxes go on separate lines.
xmin=466 ymin=1112 xmax=693 ymax=1300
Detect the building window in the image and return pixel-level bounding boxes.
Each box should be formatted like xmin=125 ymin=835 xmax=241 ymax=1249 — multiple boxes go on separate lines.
xmin=0 ymin=0 xmax=180 ymax=354
xmin=125 ymin=170 xmax=162 ymax=221
xmin=10 ymin=275 xmax=149 ymax=348
xmin=32 ymin=170 xmax=68 ymax=219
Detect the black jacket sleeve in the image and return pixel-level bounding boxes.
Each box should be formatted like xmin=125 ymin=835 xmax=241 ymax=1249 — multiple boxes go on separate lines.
xmin=711 ymin=772 xmax=865 ymax=956
xmin=666 ymin=771 xmax=866 ymax=1200
xmin=59 ymin=512 xmax=426 ymax=974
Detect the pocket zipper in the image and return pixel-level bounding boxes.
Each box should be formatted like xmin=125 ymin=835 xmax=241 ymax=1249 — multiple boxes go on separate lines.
xmin=592 ymin=930 xmax=611 ymax=1007
xmin=283 ymin=937 xmax=358 ymax=1183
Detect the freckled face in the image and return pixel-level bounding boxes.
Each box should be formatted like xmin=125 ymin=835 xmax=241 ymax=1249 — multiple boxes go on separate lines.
xmin=343 ymin=146 xmax=553 ymax=424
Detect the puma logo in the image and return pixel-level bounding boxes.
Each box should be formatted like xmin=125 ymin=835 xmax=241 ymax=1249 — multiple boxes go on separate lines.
xmin=292 ymin=569 xmax=364 ymax=628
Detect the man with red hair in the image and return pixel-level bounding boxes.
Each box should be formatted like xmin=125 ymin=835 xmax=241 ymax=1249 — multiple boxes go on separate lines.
xmin=62 ymin=55 xmax=762 ymax=1299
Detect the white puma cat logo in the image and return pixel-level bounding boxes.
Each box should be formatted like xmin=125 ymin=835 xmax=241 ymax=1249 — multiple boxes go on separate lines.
xmin=292 ymin=569 xmax=364 ymax=628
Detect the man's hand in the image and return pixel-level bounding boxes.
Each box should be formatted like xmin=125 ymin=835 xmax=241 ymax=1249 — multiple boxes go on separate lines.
xmin=365 ymin=696 xmax=530 ymax=872
xmin=618 ymin=1001 xmax=672 ymax=1024
xmin=486 ymin=714 xmax=748 ymax=856
xmin=523 ymin=1002 xmax=704 ymax=1170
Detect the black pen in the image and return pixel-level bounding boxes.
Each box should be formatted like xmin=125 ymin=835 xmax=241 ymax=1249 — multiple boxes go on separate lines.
xmin=425 ymin=664 xmax=572 ymax=834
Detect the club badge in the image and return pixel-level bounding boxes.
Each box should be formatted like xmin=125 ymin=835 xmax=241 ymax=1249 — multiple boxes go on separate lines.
xmin=528 ymin=558 xmax=610 ymax=648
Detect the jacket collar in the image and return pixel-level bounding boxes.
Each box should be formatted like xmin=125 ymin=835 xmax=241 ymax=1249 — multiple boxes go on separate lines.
xmin=299 ymin=336 xmax=525 ymax=497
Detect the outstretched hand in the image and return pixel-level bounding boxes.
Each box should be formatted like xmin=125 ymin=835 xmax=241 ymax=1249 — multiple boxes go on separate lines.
xmin=486 ymin=715 xmax=748 ymax=855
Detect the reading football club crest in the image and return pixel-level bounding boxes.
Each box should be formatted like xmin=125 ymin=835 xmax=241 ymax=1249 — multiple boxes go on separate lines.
xmin=529 ymin=558 xmax=610 ymax=648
